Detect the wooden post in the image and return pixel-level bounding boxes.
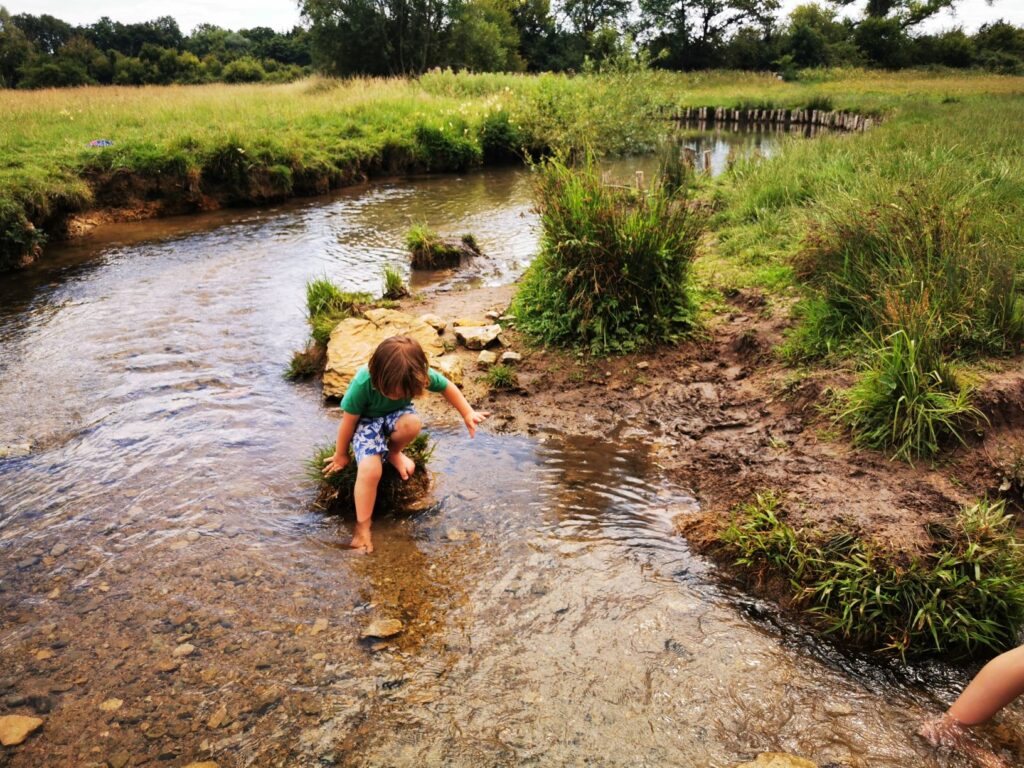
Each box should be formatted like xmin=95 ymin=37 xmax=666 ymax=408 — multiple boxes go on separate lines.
xmin=703 ymin=150 xmax=712 ymax=174
xmin=601 ymin=170 xmax=611 ymax=186
xmin=682 ymin=147 xmax=696 ymax=169
xmin=635 ymin=170 xmax=645 ymax=190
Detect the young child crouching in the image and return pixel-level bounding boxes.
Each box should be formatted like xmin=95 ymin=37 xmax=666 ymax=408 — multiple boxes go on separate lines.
xmin=322 ymin=335 xmax=488 ymax=553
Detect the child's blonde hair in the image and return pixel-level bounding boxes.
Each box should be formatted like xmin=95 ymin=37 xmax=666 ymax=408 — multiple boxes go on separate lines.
xmin=369 ymin=336 xmax=429 ymax=399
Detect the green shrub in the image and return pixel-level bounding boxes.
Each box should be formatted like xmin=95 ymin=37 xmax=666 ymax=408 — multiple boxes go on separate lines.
xmin=414 ymin=121 xmax=482 ymax=172
xmin=723 ymin=492 xmax=1024 ymax=657
xmin=512 ymin=153 xmax=706 ymax=354
xmin=309 ymin=434 xmax=434 ymax=514
xmin=795 ymin=190 xmax=1024 ymax=359
xmin=477 ymin=110 xmax=526 ymax=163
xmin=838 ymin=330 xmax=982 ymax=462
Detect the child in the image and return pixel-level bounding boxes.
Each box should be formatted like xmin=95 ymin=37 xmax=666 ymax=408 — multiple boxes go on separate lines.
xmin=322 ymin=335 xmax=488 ymax=553
xmin=918 ymin=644 xmax=1024 ymax=768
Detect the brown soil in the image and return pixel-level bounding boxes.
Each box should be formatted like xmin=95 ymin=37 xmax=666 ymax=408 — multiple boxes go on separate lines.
xmin=400 ymin=282 xmax=1024 ymax=565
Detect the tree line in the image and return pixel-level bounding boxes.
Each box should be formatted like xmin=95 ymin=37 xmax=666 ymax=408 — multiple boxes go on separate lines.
xmin=1 ymin=0 xmax=1023 ymax=89
xmin=0 ymin=9 xmax=312 ymax=88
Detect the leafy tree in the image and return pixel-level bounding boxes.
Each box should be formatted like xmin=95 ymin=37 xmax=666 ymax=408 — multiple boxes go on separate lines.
xmin=510 ymin=0 xmax=559 ymax=70
xmin=448 ymin=0 xmax=525 ymax=70
xmin=222 ymin=55 xmax=266 ymax=82
xmin=836 ymin=0 xmax=992 ymax=29
xmin=561 ymin=0 xmax=631 ymax=35
xmin=10 ymin=12 xmax=71 ymax=55
xmin=0 ymin=6 xmax=33 ymax=87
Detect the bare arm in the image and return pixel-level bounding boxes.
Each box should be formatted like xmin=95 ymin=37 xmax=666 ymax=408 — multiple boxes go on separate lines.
xmin=323 ymin=411 xmax=360 ymax=474
xmin=442 ymin=382 xmax=490 ymax=437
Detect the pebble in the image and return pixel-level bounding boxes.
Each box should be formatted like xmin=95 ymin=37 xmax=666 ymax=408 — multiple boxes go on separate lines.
xmin=99 ymin=698 xmax=123 ymax=712
xmin=477 ymin=350 xmax=498 ymax=369
xmin=484 ymin=310 xmax=501 ymax=320
xmin=499 ymin=351 xmax=522 ymax=365
xmin=823 ymin=701 xmax=853 ymax=716
xmin=0 ymin=442 xmax=32 ymax=459
xmin=207 ymin=704 xmax=228 ymax=729
xmin=107 ymin=750 xmax=131 ymax=768
xmin=444 ymin=528 xmax=468 ymax=542
xmin=155 ymin=659 xmax=180 ymax=674
xmin=172 ymin=643 xmax=196 ymax=658
xmin=34 ymin=649 xmax=54 ymax=661
xmin=16 ymin=556 xmax=40 ymax=570
xmin=182 ymin=762 xmax=220 ymax=768
xmin=361 ymin=619 xmax=404 ymax=639
xmin=310 ymin=618 xmax=328 ymax=636
xmin=636 ymin=361 xmax=650 ymax=370
xmin=49 ymin=542 xmax=68 ymax=557
xmin=0 ymin=714 xmax=44 ymax=746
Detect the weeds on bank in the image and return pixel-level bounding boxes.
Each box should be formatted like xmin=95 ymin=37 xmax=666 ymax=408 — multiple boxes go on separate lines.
xmin=723 ymin=491 xmax=1024 ymax=657
xmin=309 ymin=435 xmax=434 ymax=513
xmin=483 ymin=364 xmax=518 ymax=390
xmin=405 ymin=224 xmax=479 ymax=269
xmin=382 ymin=265 xmax=409 ymax=300
xmin=512 ymin=153 xmax=706 ymax=354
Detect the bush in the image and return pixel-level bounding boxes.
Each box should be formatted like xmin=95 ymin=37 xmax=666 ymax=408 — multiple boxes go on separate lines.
xmin=477 ymin=110 xmax=526 ymax=163
xmin=310 ymin=435 xmax=434 ymax=514
xmin=413 ymin=121 xmax=481 ymax=172
xmin=838 ymin=330 xmax=981 ymax=462
xmin=723 ymin=492 xmax=1024 ymax=658
xmin=512 ymin=153 xmax=706 ymax=354
xmin=222 ymin=56 xmax=266 ymax=83
xmin=795 ymin=190 xmax=1024 ymax=360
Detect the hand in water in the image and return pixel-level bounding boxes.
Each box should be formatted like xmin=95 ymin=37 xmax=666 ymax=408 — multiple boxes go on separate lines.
xmin=464 ymin=409 xmax=490 ymax=438
xmin=918 ymin=715 xmax=1010 ymax=768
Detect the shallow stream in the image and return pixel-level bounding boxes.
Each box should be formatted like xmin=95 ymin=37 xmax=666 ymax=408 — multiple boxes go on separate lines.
xmin=1 ymin=131 xmax=1018 ymax=767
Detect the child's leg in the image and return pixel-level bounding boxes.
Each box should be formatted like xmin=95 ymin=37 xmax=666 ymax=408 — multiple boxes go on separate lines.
xmin=949 ymin=645 xmax=1024 ymax=725
xmin=386 ymin=412 xmax=422 ymax=480
xmin=351 ymin=456 xmax=382 ymax=553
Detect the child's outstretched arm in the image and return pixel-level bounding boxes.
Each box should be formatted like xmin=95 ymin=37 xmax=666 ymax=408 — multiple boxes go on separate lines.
xmin=323 ymin=411 xmax=360 ymax=474
xmin=442 ymin=382 xmax=489 ymax=437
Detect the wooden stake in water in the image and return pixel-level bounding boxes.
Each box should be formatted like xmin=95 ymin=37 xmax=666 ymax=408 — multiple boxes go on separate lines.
xmin=635 ymin=170 xmax=645 ymax=190
xmin=703 ymin=150 xmax=712 ymax=175
xmin=682 ymin=148 xmax=696 ymax=169
xmin=601 ymin=170 xmax=611 ymax=186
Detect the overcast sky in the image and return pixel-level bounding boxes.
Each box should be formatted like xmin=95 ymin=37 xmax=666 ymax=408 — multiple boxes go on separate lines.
xmin=5 ymin=0 xmax=1022 ymax=35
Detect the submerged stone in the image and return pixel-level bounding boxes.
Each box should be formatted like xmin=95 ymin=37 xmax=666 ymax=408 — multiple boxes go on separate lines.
xmin=361 ymin=619 xmax=403 ymax=639
xmin=0 ymin=714 xmax=43 ymax=746
xmin=323 ymin=309 xmax=444 ymax=399
xmin=735 ymin=754 xmax=817 ymax=768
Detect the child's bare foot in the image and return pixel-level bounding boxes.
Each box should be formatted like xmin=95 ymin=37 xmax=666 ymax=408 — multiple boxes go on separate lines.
xmin=349 ymin=522 xmax=373 ymax=554
xmin=387 ymin=450 xmax=415 ymax=480
xmin=919 ymin=715 xmax=1010 ymax=768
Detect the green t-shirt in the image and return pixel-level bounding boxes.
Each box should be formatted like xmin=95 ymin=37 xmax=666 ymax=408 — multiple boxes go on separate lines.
xmin=340 ymin=364 xmax=449 ymax=419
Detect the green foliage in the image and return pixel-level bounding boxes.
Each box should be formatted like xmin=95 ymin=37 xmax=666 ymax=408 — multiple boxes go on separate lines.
xmin=477 ymin=110 xmax=526 ymax=163
xmin=222 ymin=56 xmax=266 ymax=83
xmin=838 ymin=330 xmax=982 ymax=462
xmin=284 ymin=343 xmax=323 ymax=380
xmin=310 ymin=434 xmax=434 ymax=513
xmin=722 ymin=492 xmax=1024 ymax=657
xmin=483 ymin=363 xmax=518 ymax=390
xmin=405 ymin=224 xmax=474 ymax=269
xmin=413 ymin=120 xmax=481 ymax=172
xmin=512 ymin=153 xmax=706 ymax=354
xmin=381 ymin=264 xmax=409 ymax=299
xmin=305 ymin=278 xmax=372 ymax=345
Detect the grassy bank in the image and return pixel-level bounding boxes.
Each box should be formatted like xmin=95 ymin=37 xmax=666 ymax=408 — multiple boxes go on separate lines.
xmin=5 ymin=68 xmax=1023 ymax=272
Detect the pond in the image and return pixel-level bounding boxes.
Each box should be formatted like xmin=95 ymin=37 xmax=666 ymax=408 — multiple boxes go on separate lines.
xmin=0 ymin=129 xmax=1012 ymax=767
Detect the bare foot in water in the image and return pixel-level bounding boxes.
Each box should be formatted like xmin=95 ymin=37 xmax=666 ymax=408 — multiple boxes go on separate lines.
xmin=387 ymin=450 xmax=415 ymax=480
xmin=349 ymin=522 xmax=373 ymax=554
xmin=919 ymin=715 xmax=1010 ymax=768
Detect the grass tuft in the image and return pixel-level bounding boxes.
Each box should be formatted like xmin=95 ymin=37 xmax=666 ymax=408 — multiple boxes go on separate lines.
xmin=722 ymin=491 xmax=1024 ymax=658
xmin=381 ymin=264 xmax=409 ymax=299
xmin=305 ymin=278 xmax=372 ymax=346
xmin=483 ymin=364 xmax=518 ymax=390
xmin=310 ymin=434 xmax=434 ymax=514
xmin=405 ymin=224 xmax=478 ymax=269
xmin=512 ymin=152 xmax=706 ymax=354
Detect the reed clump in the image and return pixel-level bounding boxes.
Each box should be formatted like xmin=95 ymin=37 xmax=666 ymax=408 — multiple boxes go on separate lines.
xmin=405 ymin=224 xmax=480 ymax=269
xmin=305 ymin=277 xmax=373 ymax=347
xmin=512 ymin=153 xmax=706 ymax=354
xmin=722 ymin=491 xmax=1024 ymax=658
xmin=309 ymin=435 xmax=434 ymax=514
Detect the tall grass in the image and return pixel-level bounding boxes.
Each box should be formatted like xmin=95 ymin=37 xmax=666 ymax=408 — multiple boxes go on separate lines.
xmin=723 ymin=491 xmax=1024 ymax=658
xmin=513 ymin=153 xmax=706 ymax=354
xmin=305 ymin=278 xmax=372 ymax=346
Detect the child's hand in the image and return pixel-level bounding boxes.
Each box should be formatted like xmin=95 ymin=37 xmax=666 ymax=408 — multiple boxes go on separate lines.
xmin=322 ymin=452 xmax=350 ymax=475
xmin=464 ymin=409 xmax=490 ymax=438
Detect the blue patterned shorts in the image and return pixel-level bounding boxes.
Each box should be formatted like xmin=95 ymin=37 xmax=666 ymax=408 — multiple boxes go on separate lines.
xmin=351 ymin=406 xmax=417 ymax=464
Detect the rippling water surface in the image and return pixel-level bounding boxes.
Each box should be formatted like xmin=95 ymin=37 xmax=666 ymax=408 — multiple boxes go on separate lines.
xmin=1 ymin=139 xmax=1018 ymax=767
